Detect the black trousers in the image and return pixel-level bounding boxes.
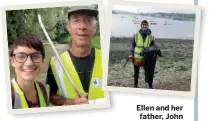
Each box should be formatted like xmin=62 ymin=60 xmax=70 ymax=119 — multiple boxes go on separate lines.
xmin=133 ymin=52 xmax=157 ymax=87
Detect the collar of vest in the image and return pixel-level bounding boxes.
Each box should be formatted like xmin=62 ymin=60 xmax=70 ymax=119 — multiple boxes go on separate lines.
xmin=11 ymin=78 xmax=47 ymax=109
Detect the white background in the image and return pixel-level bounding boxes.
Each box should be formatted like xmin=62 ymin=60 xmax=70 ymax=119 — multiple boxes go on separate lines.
xmin=0 ymin=0 xmax=207 ymax=121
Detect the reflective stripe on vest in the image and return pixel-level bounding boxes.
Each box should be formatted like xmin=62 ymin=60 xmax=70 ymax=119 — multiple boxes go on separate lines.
xmin=11 ymin=79 xmax=48 ymax=109
xmin=50 ymin=48 xmax=104 ymax=101
xmin=134 ymin=33 xmax=153 ymax=59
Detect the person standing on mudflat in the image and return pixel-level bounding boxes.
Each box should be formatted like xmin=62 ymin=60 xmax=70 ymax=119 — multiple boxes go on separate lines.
xmin=129 ymin=20 xmax=161 ymax=89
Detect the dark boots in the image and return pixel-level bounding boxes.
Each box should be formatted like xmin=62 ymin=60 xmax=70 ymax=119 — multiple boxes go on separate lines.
xmin=148 ymin=83 xmax=153 ymax=89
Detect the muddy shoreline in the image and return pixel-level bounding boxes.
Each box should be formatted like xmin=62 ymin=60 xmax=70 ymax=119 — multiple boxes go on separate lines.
xmin=107 ymin=37 xmax=194 ymax=91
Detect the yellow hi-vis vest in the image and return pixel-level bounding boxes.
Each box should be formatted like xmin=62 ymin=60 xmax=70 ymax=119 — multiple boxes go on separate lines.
xmin=134 ymin=33 xmax=154 ymax=59
xmin=50 ymin=48 xmax=104 ymax=102
xmin=11 ymin=78 xmax=49 ymax=109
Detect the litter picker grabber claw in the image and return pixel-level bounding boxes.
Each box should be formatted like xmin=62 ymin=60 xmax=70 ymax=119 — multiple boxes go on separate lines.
xmin=38 ymin=14 xmax=81 ymax=98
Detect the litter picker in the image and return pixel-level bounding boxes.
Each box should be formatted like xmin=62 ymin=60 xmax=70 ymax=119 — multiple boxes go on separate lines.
xmin=38 ymin=14 xmax=81 ymax=97
xmin=123 ymin=58 xmax=130 ymax=68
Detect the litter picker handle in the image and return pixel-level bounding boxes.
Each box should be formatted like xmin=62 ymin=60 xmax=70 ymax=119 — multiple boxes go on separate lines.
xmin=38 ymin=14 xmax=81 ymax=98
xmin=123 ymin=57 xmax=130 ymax=68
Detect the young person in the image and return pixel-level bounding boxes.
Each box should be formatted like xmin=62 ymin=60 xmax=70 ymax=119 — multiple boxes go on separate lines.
xmin=10 ymin=35 xmax=49 ymax=109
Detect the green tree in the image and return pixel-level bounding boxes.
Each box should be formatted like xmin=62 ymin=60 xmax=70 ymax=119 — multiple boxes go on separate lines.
xmin=6 ymin=7 xmax=69 ymax=46
xmin=6 ymin=6 xmax=100 ymax=45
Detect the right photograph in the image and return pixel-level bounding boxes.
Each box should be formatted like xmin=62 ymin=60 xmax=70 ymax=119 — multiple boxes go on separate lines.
xmin=107 ymin=2 xmax=200 ymax=94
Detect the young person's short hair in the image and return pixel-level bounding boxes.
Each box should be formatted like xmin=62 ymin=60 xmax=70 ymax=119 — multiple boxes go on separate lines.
xmin=9 ymin=35 xmax=45 ymax=59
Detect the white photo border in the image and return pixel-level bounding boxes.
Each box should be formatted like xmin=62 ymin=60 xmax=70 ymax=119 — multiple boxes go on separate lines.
xmin=1 ymin=0 xmax=110 ymax=115
xmin=102 ymin=0 xmax=201 ymax=98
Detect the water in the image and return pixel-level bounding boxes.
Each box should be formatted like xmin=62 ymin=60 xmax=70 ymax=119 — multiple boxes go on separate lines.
xmin=111 ymin=14 xmax=195 ymax=40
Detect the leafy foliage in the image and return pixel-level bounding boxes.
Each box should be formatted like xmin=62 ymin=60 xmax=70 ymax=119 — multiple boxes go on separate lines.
xmin=6 ymin=7 xmax=101 ymax=46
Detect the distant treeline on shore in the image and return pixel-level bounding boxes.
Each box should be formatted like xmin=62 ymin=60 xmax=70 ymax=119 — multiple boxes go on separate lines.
xmin=112 ymin=10 xmax=195 ymax=21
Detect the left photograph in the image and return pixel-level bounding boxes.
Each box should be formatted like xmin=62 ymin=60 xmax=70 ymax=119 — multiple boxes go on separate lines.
xmin=2 ymin=1 xmax=110 ymax=114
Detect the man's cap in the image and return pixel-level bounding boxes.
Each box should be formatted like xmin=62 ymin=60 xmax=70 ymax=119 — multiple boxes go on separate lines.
xmin=68 ymin=4 xmax=98 ymax=19
xmin=141 ymin=20 xmax=149 ymax=25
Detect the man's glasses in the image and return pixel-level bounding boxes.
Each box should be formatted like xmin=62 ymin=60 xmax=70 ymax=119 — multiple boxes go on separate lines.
xmin=12 ymin=52 xmax=43 ymax=63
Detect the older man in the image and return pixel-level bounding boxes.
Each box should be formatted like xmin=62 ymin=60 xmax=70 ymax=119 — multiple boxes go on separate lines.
xmin=46 ymin=5 xmax=104 ymax=105
xmin=129 ymin=20 xmax=161 ymax=89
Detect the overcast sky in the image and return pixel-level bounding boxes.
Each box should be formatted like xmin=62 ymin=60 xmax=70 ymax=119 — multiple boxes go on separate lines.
xmin=112 ymin=5 xmax=195 ymax=14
